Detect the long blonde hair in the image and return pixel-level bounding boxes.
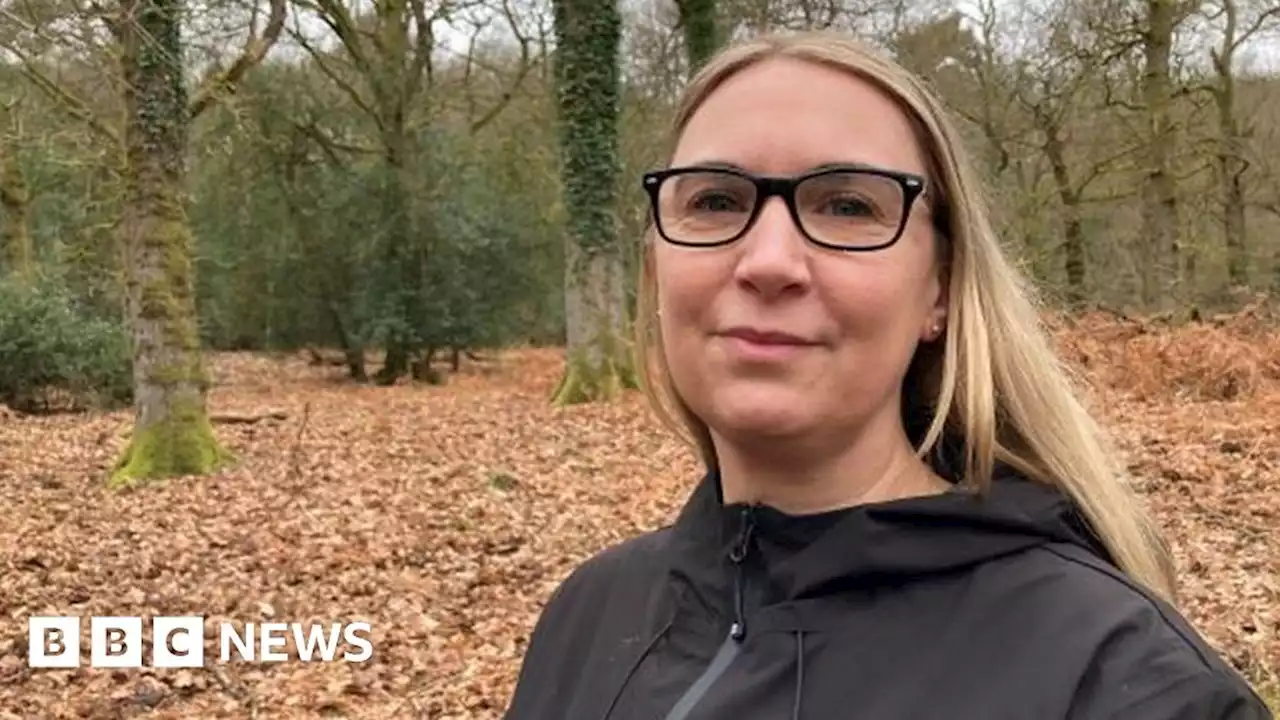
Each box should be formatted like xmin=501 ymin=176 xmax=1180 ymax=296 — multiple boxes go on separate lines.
xmin=632 ymin=30 xmax=1178 ymax=603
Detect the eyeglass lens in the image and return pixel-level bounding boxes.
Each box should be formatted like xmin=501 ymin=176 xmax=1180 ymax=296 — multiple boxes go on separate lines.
xmin=656 ymin=170 xmax=907 ymax=248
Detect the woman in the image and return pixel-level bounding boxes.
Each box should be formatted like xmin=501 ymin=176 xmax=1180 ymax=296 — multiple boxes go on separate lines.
xmin=504 ymin=31 xmax=1271 ymax=720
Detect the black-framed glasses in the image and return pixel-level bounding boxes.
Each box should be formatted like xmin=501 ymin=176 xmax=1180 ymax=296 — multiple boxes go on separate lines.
xmin=641 ymin=164 xmax=927 ymax=251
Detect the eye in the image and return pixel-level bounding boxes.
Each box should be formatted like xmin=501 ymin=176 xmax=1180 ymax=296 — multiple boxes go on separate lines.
xmin=821 ymin=196 xmax=876 ymax=217
xmin=689 ymin=191 xmax=747 ymax=213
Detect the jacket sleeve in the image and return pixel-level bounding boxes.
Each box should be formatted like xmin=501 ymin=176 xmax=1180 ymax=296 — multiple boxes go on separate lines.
xmin=1065 ymin=605 xmax=1273 ymax=720
xmin=501 ymin=562 xmax=595 ymax=720
xmin=502 ymin=536 xmax=653 ymax=720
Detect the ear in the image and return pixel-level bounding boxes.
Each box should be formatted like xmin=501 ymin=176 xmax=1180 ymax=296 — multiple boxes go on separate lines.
xmin=921 ymin=309 xmax=947 ymax=343
xmin=921 ymin=246 xmax=950 ymax=343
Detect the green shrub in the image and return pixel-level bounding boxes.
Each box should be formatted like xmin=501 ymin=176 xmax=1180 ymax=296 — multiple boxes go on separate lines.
xmin=0 ymin=276 xmax=133 ymax=413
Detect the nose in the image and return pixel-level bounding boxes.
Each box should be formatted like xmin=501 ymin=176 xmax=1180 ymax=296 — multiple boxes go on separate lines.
xmin=732 ymin=197 xmax=811 ymax=298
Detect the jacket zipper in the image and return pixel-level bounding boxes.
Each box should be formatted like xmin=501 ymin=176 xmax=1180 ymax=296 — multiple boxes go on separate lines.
xmin=661 ymin=506 xmax=758 ymax=720
xmin=728 ymin=505 xmax=757 ymax=641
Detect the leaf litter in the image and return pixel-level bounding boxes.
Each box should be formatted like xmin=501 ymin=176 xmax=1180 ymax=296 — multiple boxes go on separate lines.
xmin=0 ymin=308 xmax=1276 ymax=718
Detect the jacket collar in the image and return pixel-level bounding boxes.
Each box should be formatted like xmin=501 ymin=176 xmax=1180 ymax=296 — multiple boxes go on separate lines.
xmin=664 ymin=463 xmax=1113 ymax=608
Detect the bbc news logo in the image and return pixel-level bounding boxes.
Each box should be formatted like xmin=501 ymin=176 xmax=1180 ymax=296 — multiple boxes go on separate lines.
xmin=28 ymin=616 xmax=373 ymax=668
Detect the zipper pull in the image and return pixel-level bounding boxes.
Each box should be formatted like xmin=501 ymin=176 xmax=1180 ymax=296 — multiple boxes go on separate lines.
xmin=728 ymin=506 xmax=756 ymax=642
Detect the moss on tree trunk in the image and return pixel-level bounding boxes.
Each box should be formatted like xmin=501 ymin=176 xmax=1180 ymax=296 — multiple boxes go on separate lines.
xmin=552 ymin=346 xmax=635 ymax=405
xmin=551 ymin=243 xmax=637 ymax=405
xmin=110 ymin=0 xmax=232 ymax=486
xmin=551 ymin=0 xmax=635 ymax=406
xmin=110 ymin=397 xmax=231 ymax=486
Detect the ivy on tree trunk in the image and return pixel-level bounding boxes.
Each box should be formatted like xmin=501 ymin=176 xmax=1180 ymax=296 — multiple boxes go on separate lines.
xmin=550 ymin=0 xmax=636 ymax=405
xmin=110 ymin=0 xmax=232 ymax=486
xmin=677 ymin=0 xmax=720 ymax=76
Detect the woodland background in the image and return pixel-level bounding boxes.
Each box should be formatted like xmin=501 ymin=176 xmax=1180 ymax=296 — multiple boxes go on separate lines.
xmin=0 ymin=0 xmax=1277 ymax=716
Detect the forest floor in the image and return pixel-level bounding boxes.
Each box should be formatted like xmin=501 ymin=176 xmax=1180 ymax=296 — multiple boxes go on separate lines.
xmin=0 ymin=310 xmax=1278 ymax=719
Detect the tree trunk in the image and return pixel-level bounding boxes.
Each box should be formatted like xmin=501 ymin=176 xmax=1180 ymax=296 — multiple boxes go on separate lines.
xmin=1220 ymin=147 xmax=1247 ymax=288
xmin=373 ymin=122 xmax=414 ymax=386
xmin=554 ymin=240 xmax=634 ymax=404
xmin=551 ymin=0 xmax=636 ymax=405
xmin=0 ymin=102 xmax=33 ymax=281
xmin=1265 ymin=202 xmax=1280 ymax=294
xmin=368 ymin=1 xmax=418 ymax=387
xmin=110 ymin=0 xmax=231 ymax=486
xmin=324 ymin=300 xmax=367 ymax=381
xmin=0 ymin=145 xmax=32 ymax=281
xmin=1139 ymin=0 xmax=1182 ymax=312
xmin=677 ymin=0 xmax=719 ymax=77
xmin=1211 ymin=3 xmax=1249 ymax=289
xmin=1037 ymin=111 xmax=1086 ymax=306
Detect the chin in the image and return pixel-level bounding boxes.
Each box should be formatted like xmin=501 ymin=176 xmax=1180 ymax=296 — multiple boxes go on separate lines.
xmin=701 ymin=384 xmax=818 ymax=440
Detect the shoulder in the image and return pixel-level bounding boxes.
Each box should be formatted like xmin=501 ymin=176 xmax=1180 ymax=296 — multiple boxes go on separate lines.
xmin=517 ymin=525 xmax=675 ymax=660
xmin=504 ymin=527 xmax=675 ymax=717
xmin=536 ymin=526 xmax=673 ymax=619
xmin=996 ymin=543 xmax=1270 ymax=718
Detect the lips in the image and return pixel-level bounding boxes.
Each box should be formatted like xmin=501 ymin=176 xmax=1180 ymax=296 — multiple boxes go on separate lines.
xmin=718 ymin=327 xmax=817 ymax=363
xmin=720 ymin=327 xmax=816 ymax=345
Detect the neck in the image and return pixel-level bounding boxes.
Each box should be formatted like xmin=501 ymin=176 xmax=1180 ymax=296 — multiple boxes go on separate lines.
xmin=710 ymin=410 xmax=948 ymax=515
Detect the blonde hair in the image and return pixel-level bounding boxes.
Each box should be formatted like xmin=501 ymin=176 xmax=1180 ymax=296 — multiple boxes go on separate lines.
xmin=632 ymin=30 xmax=1178 ymax=603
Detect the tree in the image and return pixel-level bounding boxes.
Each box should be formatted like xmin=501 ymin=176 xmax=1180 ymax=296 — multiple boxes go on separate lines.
xmin=2 ymin=0 xmax=287 ymax=484
xmin=286 ymin=0 xmax=534 ymax=385
xmin=1253 ymin=89 xmax=1280 ymax=292
xmin=895 ymin=10 xmax=1018 ymax=181
xmin=110 ymin=0 xmax=286 ymax=484
xmin=1009 ymin=3 xmax=1145 ymax=306
xmin=1078 ymin=0 xmax=1201 ymax=310
xmin=893 ymin=8 xmax=1055 ymax=276
xmin=1202 ymin=0 xmax=1280 ymax=288
xmin=550 ymin=0 xmax=636 ymax=405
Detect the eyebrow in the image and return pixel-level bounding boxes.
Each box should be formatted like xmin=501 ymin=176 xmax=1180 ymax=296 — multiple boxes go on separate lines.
xmin=688 ymin=160 xmax=747 ymax=172
xmin=678 ymin=160 xmax=895 ymax=175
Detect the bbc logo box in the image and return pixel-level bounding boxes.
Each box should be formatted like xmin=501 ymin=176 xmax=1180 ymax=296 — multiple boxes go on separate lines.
xmin=28 ymin=616 xmax=205 ymax=668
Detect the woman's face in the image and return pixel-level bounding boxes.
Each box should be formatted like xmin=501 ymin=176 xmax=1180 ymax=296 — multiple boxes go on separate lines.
xmin=654 ymin=56 xmax=947 ymax=451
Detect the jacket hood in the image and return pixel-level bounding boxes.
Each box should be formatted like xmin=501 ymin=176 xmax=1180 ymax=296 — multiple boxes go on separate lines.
xmin=667 ymin=462 xmax=1115 ymax=606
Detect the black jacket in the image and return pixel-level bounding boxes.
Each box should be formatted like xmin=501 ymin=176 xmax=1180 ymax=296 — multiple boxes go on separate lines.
xmin=503 ymin=467 xmax=1272 ymax=719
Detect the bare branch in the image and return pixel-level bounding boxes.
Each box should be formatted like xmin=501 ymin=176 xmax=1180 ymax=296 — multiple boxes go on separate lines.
xmin=188 ymin=0 xmax=288 ymax=119
xmin=285 ymin=20 xmax=382 ymax=131
xmin=0 ymin=8 xmax=118 ymax=144
xmin=461 ymin=13 xmax=490 ymax=124
xmin=468 ymin=10 xmax=535 ymax=132
xmin=404 ymin=0 xmax=442 ymax=103
xmin=1081 ymin=35 xmax=1144 ymax=72
xmin=1078 ymin=140 xmax=1146 ymax=191
xmin=295 ymin=118 xmax=378 ymax=159
xmin=1233 ymin=4 xmax=1280 ymax=51
xmin=303 ymin=0 xmax=374 ymax=76
xmin=67 ymin=0 xmax=122 ymax=42
xmin=1100 ymin=69 xmax=1146 ymax=114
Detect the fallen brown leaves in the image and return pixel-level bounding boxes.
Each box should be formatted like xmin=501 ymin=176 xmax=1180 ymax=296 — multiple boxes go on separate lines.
xmin=0 ymin=312 xmax=1276 ymax=719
